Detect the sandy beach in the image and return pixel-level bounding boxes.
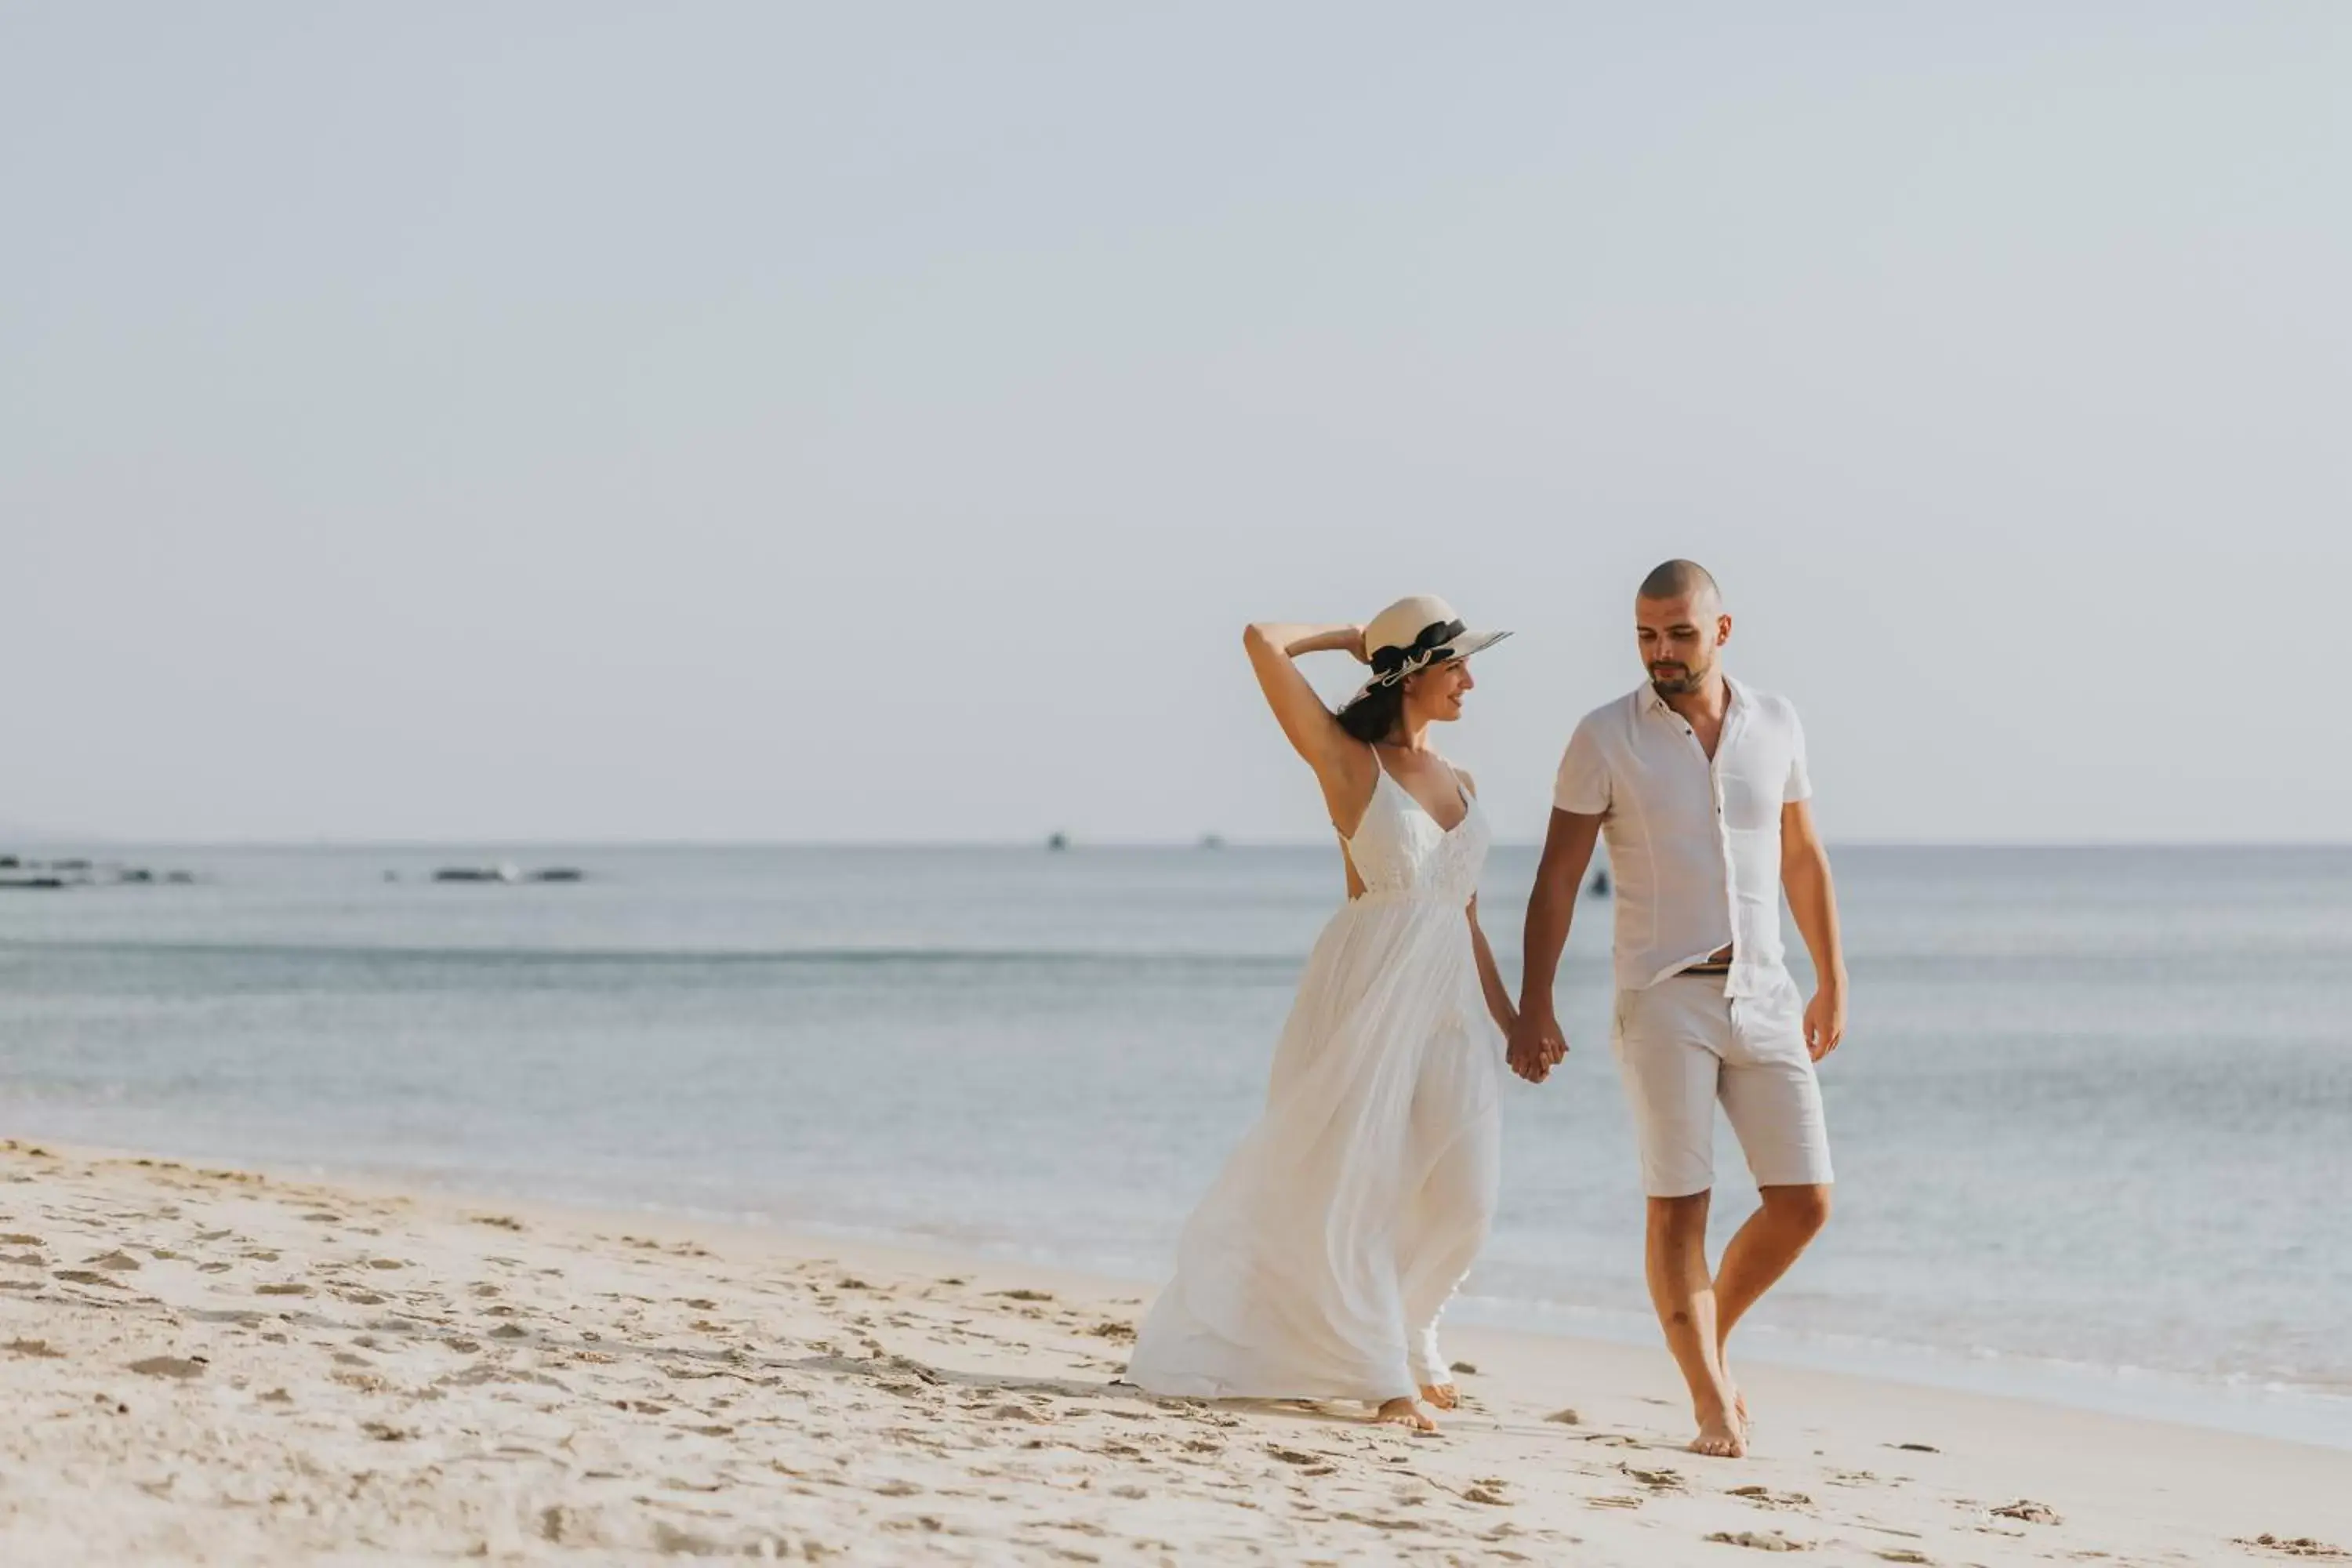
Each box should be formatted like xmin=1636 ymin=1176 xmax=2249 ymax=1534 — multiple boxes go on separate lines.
xmin=0 ymin=1138 xmax=2341 ymax=1566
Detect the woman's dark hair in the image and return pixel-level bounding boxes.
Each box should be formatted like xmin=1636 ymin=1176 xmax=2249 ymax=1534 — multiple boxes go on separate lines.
xmin=1336 ymin=681 xmax=1406 ymax=745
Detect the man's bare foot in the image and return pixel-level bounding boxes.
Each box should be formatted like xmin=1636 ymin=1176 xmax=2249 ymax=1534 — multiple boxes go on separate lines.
xmin=1689 ymin=1396 xmax=1747 ymax=1458
xmin=1376 ymin=1396 xmax=1438 ymax=1432
xmin=1420 ymin=1382 xmax=1459 ymax=1410
xmin=1719 ymin=1352 xmax=1750 ymax=1433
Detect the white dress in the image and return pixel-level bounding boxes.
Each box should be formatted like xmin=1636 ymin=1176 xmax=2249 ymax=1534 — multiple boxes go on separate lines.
xmin=1126 ymin=754 xmax=1504 ymax=1404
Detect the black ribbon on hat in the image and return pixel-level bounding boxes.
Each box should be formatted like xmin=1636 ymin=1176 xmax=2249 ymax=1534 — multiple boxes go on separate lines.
xmin=1370 ymin=619 xmax=1466 ymax=683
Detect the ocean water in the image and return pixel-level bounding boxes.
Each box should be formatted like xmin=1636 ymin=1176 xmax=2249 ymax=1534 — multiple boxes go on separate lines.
xmin=2 ymin=843 xmax=2347 ymax=1447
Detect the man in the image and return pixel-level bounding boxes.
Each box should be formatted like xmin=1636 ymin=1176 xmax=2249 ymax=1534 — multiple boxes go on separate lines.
xmin=1511 ymin=560 xmax=1847 ymax=1459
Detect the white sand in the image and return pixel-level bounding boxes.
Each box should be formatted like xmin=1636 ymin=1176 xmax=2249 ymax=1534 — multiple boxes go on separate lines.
xmin=0 ymin=1138 xmax=2343 ymax=1565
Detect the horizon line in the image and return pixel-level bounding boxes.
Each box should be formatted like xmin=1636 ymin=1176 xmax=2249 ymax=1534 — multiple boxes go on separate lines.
xmin=11 ymin=836 xmax=2352 ymax=853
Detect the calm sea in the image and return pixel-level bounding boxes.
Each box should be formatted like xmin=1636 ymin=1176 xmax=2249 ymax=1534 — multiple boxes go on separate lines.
xmin=2 ymin=843 xmax=2347 ymax=1447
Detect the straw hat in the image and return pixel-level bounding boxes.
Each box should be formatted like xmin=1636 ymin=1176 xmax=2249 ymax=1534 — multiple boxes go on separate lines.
xmin=1344 ymin=594 xmax=1511 ymax=706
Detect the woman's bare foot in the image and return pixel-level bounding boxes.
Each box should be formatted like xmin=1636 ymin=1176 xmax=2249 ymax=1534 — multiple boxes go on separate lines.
xmin=1419 ymin=1381 xmax=1459 ymax=1410
xmin=1376 ymin=1396 xmax=1438 ymax=1432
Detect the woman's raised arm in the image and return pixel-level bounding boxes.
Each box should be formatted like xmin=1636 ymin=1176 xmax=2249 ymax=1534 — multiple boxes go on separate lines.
xmin=1242 ymin=622 xmax=1365 ymax=771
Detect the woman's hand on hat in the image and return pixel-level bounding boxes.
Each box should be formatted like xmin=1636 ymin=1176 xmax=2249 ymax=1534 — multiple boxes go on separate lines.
xmin=1277 ymin=625 xmax=1367 ymax=662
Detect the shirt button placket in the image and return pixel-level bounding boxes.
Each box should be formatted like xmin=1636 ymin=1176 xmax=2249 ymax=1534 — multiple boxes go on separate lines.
xmin=1712 ymin=760 xmax=1736 ymax=985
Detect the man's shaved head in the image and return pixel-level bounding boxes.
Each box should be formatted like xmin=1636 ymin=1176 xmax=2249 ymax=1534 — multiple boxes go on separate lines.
xmin=1632 ymin=560 xmax=1731 ymax=696
xmin=1638 ymin=558 xmax=1721 ymax=608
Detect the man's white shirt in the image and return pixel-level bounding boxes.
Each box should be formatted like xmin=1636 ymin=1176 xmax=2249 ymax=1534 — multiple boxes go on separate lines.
xmin=1552 ymin=676 xmax=1812 ymax=1000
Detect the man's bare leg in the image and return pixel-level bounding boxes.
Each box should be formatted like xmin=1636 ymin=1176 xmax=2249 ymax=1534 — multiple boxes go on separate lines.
xmin=1711 ymin=1184 xmax=1833 ymax=1432
xmin=1646 ymin=1192 xmax=1744 ymax=1457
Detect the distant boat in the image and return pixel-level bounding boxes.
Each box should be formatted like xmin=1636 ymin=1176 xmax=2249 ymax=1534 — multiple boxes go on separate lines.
xmin=431 ymin=863 xmax=583 ymax=884
xmin=1047 ymin=832 xmax=1070 ymax=851
xmin=1199 ymin=833 xmax=1226 ymax=850
xmin=434 ymin=863 xmax=522 ymax=884
xmin=1588 ymin=869 xmax=1612 ymax=898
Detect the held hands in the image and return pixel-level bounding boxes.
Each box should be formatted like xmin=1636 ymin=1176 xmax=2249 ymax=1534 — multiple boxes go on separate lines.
xmin=1507 ymin=1008 xmax=1569 ymax=1084
xmin=1803 ymin=978 xmax=1848 ymax=1062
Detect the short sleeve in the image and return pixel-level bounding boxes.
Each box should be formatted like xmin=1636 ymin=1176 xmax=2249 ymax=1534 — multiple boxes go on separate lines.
xmin=1784 ymin=707 xmax=1813 ymax=804
xmin=1552 ymin=720 xmax=1611 ymax=815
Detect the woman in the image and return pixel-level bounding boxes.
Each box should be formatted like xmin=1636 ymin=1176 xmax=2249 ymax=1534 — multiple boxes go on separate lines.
xmin=1125 ymin=595 xmax=1518 ymax=1432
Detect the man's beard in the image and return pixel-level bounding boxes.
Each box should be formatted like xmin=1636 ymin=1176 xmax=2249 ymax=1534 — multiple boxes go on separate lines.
xmin=1650 ymin=662 xmax=1703 ymax=694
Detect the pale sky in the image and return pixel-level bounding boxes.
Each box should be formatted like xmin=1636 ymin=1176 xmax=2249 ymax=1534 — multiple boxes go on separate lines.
xmin=5 ymin=5 xmax=2346 ymax=844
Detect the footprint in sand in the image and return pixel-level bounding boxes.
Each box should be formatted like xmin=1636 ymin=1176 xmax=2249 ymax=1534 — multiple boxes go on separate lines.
xmin=1708 ymin=1529 xmax=1809 ymax=1552
xmin=2234 ymin=1537 xmax=2350 ymax=1559
xmin=53 ymin=1269 xmax=129 ymax=1290
xmin=129 ymin=1356 xmax=206 ymax=1380
xmin=1621 ymin=1465 xmax=1687 ymax=1494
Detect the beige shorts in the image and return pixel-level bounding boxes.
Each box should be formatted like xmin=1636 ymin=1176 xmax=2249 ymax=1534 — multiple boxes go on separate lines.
xmin=1610 ymin=970 xmax=1834 ymax=1200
